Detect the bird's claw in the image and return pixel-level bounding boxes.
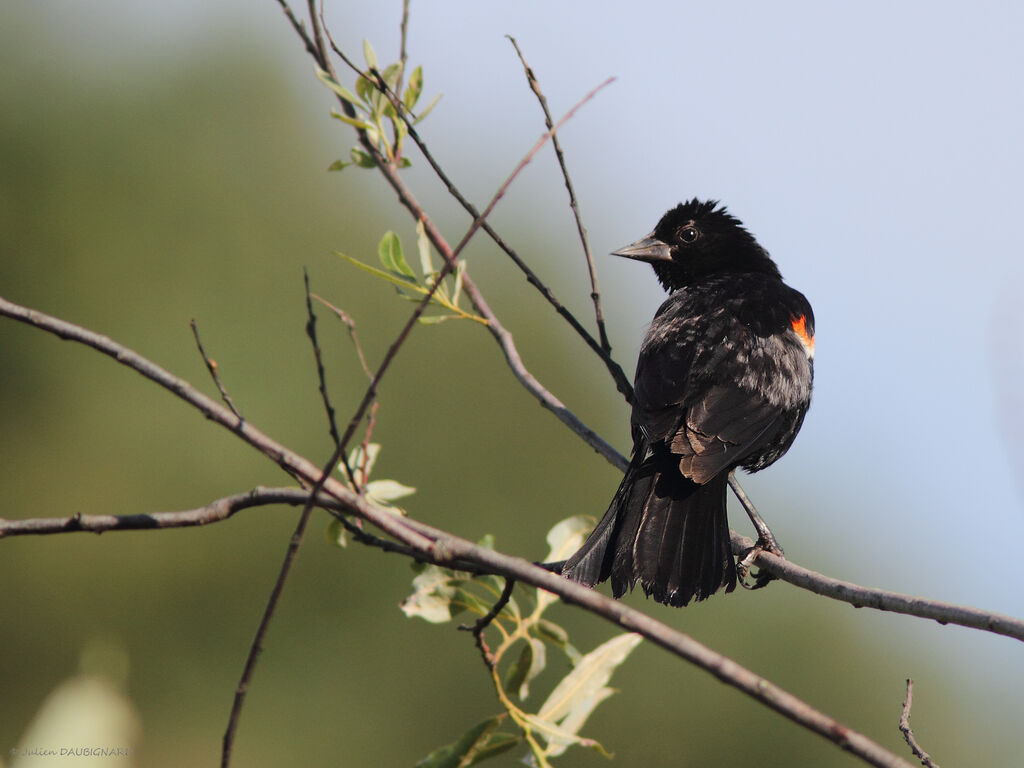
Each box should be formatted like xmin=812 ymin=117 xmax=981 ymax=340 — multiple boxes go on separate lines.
xmin=737 ymin=534 xmax=785 ymax=590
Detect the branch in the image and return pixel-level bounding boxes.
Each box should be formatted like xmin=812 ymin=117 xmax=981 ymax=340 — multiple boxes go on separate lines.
xmin=3 ymin=291 xmax=1019 ymax=646
xmin=507 ymin=36 xmax=611 ymax=354
xmin=0 ymin=295 xmax=914 ymax=767
xmin=6 ymin=472 xmax=1017 ymax=647
xmin=3 ymin=293 xmax=1019 ymax=646
xmin=320 ymin=39 xmax=635 ymax=403
xmin=899 ymin=679 xmax=941 ymax=768
xmin=731 ymin=531 xmax=1024 ymax=643
xmin=0 ymin=488 xmax=288 ymax=536
xmin=303 ymin=269 xmax=341 ymax=451
xmin=306 ymin=12 xmax=635 ymax=422
xmin=366 ymin=82 xmax=629 ymax=468
xmin=0 ymin=294 xmax=434 ymax=552
xmin=191 ymin=319 xmax=243 ymax=421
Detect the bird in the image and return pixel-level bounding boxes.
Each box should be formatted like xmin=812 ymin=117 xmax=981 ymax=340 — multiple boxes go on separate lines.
xmin=562 ymin=199 xmax=814 ymax=607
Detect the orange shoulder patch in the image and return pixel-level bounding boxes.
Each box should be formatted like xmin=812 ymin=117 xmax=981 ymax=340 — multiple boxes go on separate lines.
xmin=790 ymin=314 xmax=815 ymax=355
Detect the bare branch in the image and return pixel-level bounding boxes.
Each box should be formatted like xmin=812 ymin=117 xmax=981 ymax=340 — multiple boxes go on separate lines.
xmin=899 ymin=679 xmax=941 ymax=768
xmin=731 ymin=530 xmax=1024 ymax=643
xmin=0 ymin=488 xmax=285 ymax=535
xmin=222 ymin=492 xmax=315 ymax=768
xmin=304 ymin=269 xmax=341 ymax=451
xmin=397 ymin=0 xmax=410 ymax=91
xmin=191 ymin=319 xmax=243 ymax=422
xmin=507 ymin=36 xmax=611 ymax=354
xmin=310 ymin=293 xmax=373 ymax=379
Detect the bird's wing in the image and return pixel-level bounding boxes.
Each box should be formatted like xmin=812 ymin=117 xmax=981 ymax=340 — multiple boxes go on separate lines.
xmin=668 ymin=385 xmax=781 ymax=484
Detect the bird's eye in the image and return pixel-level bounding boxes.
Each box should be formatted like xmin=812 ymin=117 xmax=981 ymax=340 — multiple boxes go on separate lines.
xmin=679 ymin=225 xmax=700 ymax=244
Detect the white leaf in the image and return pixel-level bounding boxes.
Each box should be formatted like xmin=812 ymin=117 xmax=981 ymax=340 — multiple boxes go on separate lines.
xmin=537 ymin=632 xmax=642 ymax=739
xmin=367 ymin=479 xmax=416 ymax=504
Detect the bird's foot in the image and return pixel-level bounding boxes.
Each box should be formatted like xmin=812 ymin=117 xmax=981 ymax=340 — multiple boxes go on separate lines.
xmin=737 ymin=533 xmax=785 ymax=591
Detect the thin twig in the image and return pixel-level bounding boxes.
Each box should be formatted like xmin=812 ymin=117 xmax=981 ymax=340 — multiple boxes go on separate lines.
xmin=274 ymin=0 xmax=320 ymax=62
xmin=221 ymin=498 xmax=314 ymax=768
xmin=305 ymin=0 xmax=329 ymax=69
xmin=355 ymin=402 xmax=379 ymax=492
xmin=190 ymin=319 xmax=243 ymax=421
xmin=459 ymin=575 xmax=516 ymax=642
xmin=507 ymin=36 xmax=611 ymax=353
xmin=304 ymin=270 xmax=342 ymax=451
xmin=899 ymin=679 xmax=941 ymax=768
xmin=0 ymin=488 xmax=288 ymax=535
xmin=397 ymin=0 xmax=410 ymax=92
xmin=310 ymin=294 xmax=373 ymax=379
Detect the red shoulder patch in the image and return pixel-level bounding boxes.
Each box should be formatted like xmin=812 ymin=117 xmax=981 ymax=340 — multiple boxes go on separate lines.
xmin=790 ymin=314 xmax=815 ymax=355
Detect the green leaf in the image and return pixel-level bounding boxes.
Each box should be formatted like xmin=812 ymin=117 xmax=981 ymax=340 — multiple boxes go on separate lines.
xmin=533 ymin=633 xmax=642 ymax=757
xmin=362 ymin=39 xmax=378 ymax=70
xmin=378 ymin=231 xmax=415 ymax=280
xmin=326 ymin=159 xmax=349 ymax=172
xmin=414 ymin=92 xmax=442 ymax=124
xmin=329 ymin=108 xmax=374 ymax=132
xmin=417 ymin=314 xmax=456 ymax=325
xmin=452 ymin=260 xmax=466 ymax=305
xmin=506 ymin=638 xmax=547 ymax=701
xmin=534 ymin=619 xmax=569 ymax=647
xmin=451 ymin=586 xmax=491 ymax=619
xmin=314 ymin=67 xmax=363 ymax=106
xmin=346 ymin=147 xmax=374 ymax=168
xmin=344 ymin=442 xmax=381 ymax=487
xmin=415 ymin=717 xmax=516 ymax=768
xmin=325 ymin=517 xmax=348 ymax=548
xmin=337 ymin=251 xmax=420 ymax=291
xmin=504 ymin=643 xmax=533 ymax=699
xmin=381 ymin=62 xmax=402 ymax=91
xmin=404 ymin=65 xmax=424 ymax=110
xmin=465 ymin=733 xmax=518 ymax=765
xmin=535 ymin=619 xmax=582 ymax=665
xmin=415 ymin=219 xmax=434 ymax=276
xmin=355 ymin=74 xmax=374 ymax=103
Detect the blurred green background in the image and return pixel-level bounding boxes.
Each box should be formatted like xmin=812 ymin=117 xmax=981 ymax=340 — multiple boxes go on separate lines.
xmin=2 ymin=2 xmax=1021 ymax=767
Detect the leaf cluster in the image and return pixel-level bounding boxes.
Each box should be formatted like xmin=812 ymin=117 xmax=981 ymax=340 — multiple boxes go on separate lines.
xmin=401 ymin=518 xmax=642 ymax=767
xmin=316 ymin=40 xmax=440 ymax=171
xmin=337 ymin=227 xmax=485 ymax=326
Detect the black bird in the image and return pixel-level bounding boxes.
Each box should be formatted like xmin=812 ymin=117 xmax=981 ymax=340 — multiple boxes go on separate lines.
xmin=563 ymin=199 xmax=814 ymax=607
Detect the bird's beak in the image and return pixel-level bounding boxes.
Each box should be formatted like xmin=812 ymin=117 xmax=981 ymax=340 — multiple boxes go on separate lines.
xmin=611 ymin=233 xmax=673 ymax=263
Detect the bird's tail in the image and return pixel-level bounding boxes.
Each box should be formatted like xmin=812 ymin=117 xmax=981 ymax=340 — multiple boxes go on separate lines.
xmin=562 ymin=453 xmax=736 ymax=607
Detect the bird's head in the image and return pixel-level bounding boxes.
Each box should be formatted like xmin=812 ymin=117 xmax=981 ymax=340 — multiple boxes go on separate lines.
xmin=613 ymin=199 xmax=781 ymax=291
